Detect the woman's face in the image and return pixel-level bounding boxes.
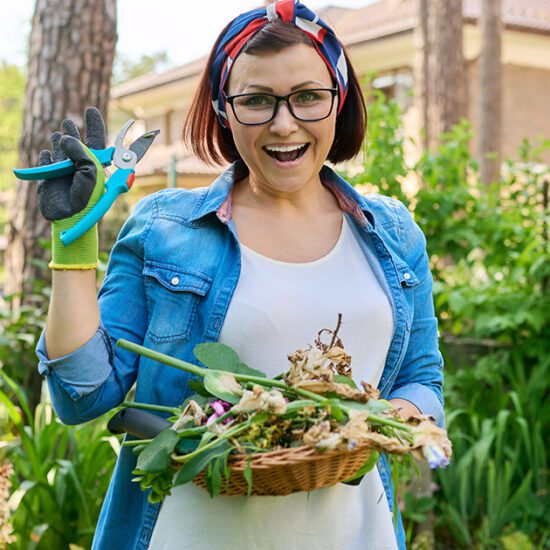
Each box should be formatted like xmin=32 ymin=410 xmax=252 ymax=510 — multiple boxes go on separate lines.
xmin=225 ymin=43 xmax=337 ymax=196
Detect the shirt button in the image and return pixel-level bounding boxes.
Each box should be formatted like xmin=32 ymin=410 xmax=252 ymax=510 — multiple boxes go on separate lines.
xmin=403 ymin=272 xmax=411 ymax=280
xmin=171 ymin=276 xmax=180 ymax=286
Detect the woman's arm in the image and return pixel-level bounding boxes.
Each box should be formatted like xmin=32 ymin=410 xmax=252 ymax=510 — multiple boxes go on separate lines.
xmin=385 ymin=200 xmax=445 ymax=427
xmin=45 ymin=270 xmax=100 ymax=358
xmin=35 ymin=194 xmax=154 ymax=424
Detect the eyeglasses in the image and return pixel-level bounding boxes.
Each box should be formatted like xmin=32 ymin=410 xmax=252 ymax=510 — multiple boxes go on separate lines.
xmin=223 ymin=88 xmax=339 ymax=126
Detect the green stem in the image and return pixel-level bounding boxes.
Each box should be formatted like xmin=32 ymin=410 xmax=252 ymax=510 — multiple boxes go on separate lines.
xmin=117 ymin=339 xmax=206 ymax=377
xmin=122 ymin=401 xmax=179 ymax=415
xmin=122 ymin=438 xmax=153 ymax=447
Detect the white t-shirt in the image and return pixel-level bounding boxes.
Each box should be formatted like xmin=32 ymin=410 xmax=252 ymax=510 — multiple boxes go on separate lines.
xmin=148 ymin=214 xmax=397 ymax=550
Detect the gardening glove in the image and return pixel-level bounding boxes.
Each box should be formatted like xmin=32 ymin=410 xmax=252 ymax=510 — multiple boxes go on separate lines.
xmin=37 ymin=107 xmax=107 ymax=270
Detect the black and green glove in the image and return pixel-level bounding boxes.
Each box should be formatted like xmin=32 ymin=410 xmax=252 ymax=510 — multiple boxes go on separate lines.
xmin=37 ymin=107 xmax=107 ymax=270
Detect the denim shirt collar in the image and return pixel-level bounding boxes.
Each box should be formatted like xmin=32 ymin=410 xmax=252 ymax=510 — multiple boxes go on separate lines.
xmin=188 ymin=160 xmax=376 ymax=230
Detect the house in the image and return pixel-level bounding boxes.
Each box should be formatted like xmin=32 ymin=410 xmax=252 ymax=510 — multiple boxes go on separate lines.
xmin=110 ymin=0 xmax=550 ymax=198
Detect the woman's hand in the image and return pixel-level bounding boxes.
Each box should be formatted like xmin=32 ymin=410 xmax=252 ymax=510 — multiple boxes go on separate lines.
xmin=388 ymin=398 xmax=421 ymax=420
xmin=37 ymin=106 xmax=107 ymax=270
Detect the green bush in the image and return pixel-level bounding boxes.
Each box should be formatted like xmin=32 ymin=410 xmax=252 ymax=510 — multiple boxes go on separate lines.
xmin=0 ymin=370 xmax=118 ymax=550
xmin=342 ymin=90 xmax=550 ymax=548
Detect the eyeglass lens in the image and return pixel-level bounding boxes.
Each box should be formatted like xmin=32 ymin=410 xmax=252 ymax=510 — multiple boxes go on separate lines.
xmin=231 ymin=89 xmax=335 ymax=124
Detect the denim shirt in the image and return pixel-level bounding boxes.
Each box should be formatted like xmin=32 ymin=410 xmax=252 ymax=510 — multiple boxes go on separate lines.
xmin=35 ymin=160 xmax=444 ymax=550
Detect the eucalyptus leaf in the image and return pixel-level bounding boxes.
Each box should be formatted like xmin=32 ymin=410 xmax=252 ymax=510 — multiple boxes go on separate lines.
xmin=203 ymin=370 xmax=243 ymax=404
xmin=136 ymin=429 xmax=179 ymax=473
xmin=174 ymin=440 xmax=232 ymax=487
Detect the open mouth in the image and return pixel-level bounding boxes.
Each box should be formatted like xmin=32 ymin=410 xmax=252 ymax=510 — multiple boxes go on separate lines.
xmin=263 ymin=143 xmax=310 ymax=163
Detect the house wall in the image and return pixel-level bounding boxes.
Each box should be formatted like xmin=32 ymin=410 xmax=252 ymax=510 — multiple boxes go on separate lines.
xmin=468 ymin=62 xmax=550 ymax=163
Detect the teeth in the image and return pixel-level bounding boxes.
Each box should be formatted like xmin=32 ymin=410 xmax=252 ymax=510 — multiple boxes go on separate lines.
xmin=264 ymin=144 xmax=306 ymax=152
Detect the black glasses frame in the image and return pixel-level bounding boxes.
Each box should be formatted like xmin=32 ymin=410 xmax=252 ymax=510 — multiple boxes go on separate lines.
xmin=223 ymin=87 xmax=339 ymax=126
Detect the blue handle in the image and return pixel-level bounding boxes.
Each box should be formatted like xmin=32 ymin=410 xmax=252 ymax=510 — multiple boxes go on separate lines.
xmin=13 ymin=147 xmax=115 ymax=181
xmin=60 ymin=168 xmax=134 ymax=246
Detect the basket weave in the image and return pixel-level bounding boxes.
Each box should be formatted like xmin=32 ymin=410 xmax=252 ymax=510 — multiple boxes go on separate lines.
xmin=192 ymin=444 xmax=373 ymax=496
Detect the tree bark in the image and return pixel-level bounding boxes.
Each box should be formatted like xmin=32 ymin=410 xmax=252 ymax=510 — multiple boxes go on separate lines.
xmin=478 ymin=0 xmax=502 ymax=184
xmin=4 ymin=0 xmax=116 ymax=409
xmin=421 ymin=0 xmax=467 ymax=150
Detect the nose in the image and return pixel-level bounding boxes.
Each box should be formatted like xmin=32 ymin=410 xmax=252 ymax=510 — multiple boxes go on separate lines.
xmin=268 ymin=100 xmax=299 ymax=136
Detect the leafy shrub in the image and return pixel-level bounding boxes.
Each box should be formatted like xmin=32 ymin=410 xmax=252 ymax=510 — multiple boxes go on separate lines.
xmin=0 ymin=370 xmax=118 ymax=550
xmin=342 ymin=89 xmax=550 ymax=548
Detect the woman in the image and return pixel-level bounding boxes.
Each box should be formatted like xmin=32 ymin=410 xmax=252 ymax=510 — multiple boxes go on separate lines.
xmin=35 ymin=1 xmax=444 ymax=549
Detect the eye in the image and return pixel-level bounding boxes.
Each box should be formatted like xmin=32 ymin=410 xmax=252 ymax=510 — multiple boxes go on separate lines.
xmin=235 ymin=94 xmax=274 ymax=108
xmin=294 ymin=90 xmax=321 ymax=103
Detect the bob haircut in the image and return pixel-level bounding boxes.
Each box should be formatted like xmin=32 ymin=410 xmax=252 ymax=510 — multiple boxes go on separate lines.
xmin=183 ymin=19 xmax=367 ymax=167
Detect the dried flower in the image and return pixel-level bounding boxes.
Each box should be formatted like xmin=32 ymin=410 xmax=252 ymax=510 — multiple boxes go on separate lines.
xmin=172 ymin=400 xmax=206 ymax=430
xmin=233 ymin=385 xmax=287 ymax=415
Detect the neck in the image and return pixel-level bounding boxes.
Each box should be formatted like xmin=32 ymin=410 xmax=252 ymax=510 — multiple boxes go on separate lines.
xmin=233 ymin=173 xmax=337 ymax=218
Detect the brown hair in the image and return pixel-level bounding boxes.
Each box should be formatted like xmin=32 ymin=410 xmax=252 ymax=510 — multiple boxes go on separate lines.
xmin=182 ymin=19 xmax=367 ymax=166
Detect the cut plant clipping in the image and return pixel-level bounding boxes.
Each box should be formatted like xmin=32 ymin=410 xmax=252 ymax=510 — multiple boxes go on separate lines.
xmin=114 ymin=315 xmax=452 ymax=502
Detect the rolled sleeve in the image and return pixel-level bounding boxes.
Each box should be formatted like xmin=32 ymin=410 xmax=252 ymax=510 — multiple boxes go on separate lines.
xmin=36 ymin=325 xmax=114 ymax=401
xmin=388 ymin=380 xmax=445 ymax=427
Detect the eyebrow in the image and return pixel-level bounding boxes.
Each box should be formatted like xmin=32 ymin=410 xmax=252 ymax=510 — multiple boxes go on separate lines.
xmin=242 ymin=80 xmax=327 ymax=92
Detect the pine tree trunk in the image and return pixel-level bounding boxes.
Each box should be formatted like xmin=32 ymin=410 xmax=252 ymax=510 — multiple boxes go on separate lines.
xmin=478 ymin=0 xmax=502 ymax=184
xmin=4 ymin=0 xmax=116 ymax=408
xmin=422 ymin=0 xmax=467 ymax=150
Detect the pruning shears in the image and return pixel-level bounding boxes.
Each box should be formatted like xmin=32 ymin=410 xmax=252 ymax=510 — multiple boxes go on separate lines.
xmin=13 ymin=120 xmax=160 ymax=246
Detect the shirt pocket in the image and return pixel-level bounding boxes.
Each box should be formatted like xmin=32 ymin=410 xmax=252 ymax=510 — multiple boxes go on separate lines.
xmin=143 ymin=261 xmax=213 ymax=343
xmin=396 ymin=264 xmax=420 ymax=288
xmin=395 ymin=264 xmax=420 ymax=325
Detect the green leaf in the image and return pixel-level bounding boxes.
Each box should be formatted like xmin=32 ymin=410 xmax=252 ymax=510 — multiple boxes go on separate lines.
xmin=136 ymin=429 xmax=179 ymax=473
xmin=203 ymin=370 xmax=243 ymax=404
xmin=327 ymin=399 xmax=346 ymax=422
xmin=244 ymin=455 xmax=253 ymax=496
xmin=193 ymin=342 xmax=266 ymax=377
xmin=174 ymin=440 xmax=232 ymax=487
xmin=188 ymin=378 xmax=211 ymax=397
xmin=341 ymin=451 xmax=380 ymax=483
xmin=193 ymin=342 xmax=241 ymax=371
xmin=235 ymin=361 xmax=267 ymax=378
xmin=176 ymin=438 xmax=201 ymax=454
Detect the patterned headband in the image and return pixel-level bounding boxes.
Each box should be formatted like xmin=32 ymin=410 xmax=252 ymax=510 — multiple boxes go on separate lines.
xmin=209 ymin=0 xmax=349 ymax=129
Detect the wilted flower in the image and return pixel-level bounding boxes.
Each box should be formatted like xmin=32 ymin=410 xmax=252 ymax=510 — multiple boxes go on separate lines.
xmin=422 ymin=445 xmax=450 ymax=469
xmin=409 ymin=416 xmax=452 ymax=466
xmin=233 ymin=385 xmax=287 ymax=415
xmin=172 ymin=400 xmax=206 ymax=430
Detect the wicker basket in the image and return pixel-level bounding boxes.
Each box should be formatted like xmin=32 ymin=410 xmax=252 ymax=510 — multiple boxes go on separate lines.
xmin=192 ymin=444 xmax=373 ymax=496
